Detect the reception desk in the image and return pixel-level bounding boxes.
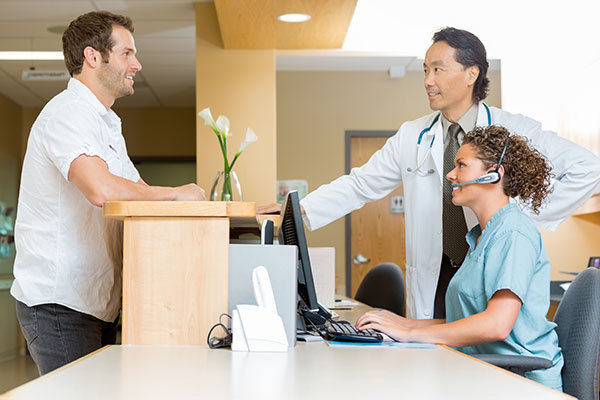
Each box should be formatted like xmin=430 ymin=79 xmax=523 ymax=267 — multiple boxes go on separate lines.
xmin=103 ymin=201 xmax=256 ymax=346
xmin=1 ymin=303 xmax=571 ymax=400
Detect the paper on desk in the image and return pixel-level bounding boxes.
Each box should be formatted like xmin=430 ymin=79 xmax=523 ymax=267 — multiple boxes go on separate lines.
xmin=332 ymin=299 xmax=359 ymax=307
xmin=327 ymin=341 xmax=437 ymax=349
xmin=309 ymin=247 xmax=335 ymax=308
xmin=560 ymin=282 xmax=571 ymax=292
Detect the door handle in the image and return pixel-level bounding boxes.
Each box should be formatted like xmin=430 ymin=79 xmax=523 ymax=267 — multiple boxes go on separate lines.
xmin=353 ymin=254 xmax=370 ymax=265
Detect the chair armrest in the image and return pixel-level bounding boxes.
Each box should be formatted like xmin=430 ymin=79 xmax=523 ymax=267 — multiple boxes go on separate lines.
xmin=472 ymin=354 xmax=553 ymax=376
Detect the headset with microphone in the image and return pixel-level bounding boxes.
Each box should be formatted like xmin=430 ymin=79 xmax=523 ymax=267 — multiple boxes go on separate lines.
xmin=452 ymin=135 xmax=510 ymax=189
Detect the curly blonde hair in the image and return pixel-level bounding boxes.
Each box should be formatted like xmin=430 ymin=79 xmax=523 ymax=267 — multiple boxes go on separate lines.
xmin=462 ymin=125 xmax=553 ymax=214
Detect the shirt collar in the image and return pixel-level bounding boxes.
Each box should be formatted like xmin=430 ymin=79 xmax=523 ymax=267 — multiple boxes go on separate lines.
xmin=466 ymin=203 xmax=518 ymax=250
xmin=441 ymin=102 xmax=479 ymax=141
xmin=67 ymin=78 xmax=121 ymax=128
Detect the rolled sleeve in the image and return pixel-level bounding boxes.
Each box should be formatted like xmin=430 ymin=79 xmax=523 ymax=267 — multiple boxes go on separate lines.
xmin=41 ymin=107 xmax=108 ymax=182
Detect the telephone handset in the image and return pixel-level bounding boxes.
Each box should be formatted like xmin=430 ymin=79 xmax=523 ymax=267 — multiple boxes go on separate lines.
xmin=252 ymin=265 xmax=278 ymax=314
xmin=232 ymin=266 xmax=289 ymax=352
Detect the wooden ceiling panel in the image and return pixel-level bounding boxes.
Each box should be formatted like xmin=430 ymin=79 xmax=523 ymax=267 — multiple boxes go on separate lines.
xmin=214 ymin=0 xmax=357 ymax=49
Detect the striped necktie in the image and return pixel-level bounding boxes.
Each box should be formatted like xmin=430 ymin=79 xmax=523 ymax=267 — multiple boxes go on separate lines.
xmin=442 ymin=123 xmax=469 ymax=265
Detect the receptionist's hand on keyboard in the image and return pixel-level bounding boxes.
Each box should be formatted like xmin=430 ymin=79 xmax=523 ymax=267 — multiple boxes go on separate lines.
xmin=355 ymin=309 xmax=410 ymax=342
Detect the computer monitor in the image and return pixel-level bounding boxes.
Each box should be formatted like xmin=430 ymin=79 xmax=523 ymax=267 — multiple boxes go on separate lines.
xmin=278 ymin=190 xmax=319 ymax=312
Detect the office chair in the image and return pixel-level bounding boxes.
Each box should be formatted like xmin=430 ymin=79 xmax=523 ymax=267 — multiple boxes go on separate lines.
xmin=354 ymin=262 xmax=406 ymax=317
xmin=473 ymin=267 xmax=600 ymax=400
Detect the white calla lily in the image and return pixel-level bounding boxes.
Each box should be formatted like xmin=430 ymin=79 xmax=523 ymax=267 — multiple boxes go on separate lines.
xmin=200 ymin=106 xmax=259 ymax=201
xmin=215 ymin=115 xmax=231 ymax=137
xmin=198 ymin=107 xmax=216 ymax=128
xmin=237 ymin=128 xmax=258 ymax=154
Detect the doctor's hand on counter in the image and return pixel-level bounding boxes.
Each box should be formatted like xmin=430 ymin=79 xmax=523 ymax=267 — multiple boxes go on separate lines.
xmin=257 ymin=203 xmax=305 ymax=215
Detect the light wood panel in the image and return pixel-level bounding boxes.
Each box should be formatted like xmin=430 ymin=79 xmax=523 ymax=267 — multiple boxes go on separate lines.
xmin=122 ymin=216 xmax=230 ymax=345
xmin=214 ymin=0 xmax=357 ymax=49
xmin=573 ymin=192 xmax=600 ymax=219
xmin=103 ymin=201 xmax=255 ymax=220
xmin=349 ymin=136 xmax=406 ymax=297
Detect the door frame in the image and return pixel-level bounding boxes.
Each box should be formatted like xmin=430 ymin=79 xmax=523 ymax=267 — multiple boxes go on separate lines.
xmin=344 ymin=130 xmax=397 ymax=297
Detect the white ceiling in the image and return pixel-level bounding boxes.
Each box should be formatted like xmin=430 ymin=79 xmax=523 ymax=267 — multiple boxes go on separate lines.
xmin=0 ymin=0 xmax=502 ymax=109
xmin=0 ymin=0 xmax=202 ymax=108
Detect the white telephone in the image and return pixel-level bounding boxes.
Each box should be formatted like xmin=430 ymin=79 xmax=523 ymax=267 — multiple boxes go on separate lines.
xmin=231 ymin=266 xmax=289 ymax=352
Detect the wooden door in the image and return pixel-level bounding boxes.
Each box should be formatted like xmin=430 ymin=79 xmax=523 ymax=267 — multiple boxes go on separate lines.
xmin=349 ymin=136 xmax=406 ymax=297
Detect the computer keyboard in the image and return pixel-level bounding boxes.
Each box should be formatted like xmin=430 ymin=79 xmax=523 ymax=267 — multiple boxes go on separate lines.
xmin=324 ymin=320 xmax=383 ymax=343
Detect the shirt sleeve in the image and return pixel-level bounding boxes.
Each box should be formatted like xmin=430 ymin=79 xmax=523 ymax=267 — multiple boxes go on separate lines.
xmin=41 ymin=104 xmax=108 ymax=182
xmin=482 ymin=231 xmax=538 ymax=303
xmin=118 ymin=135 xmax=141 ymax=183
xmin=124 ymin=157 xmax=141 ymax=183
xmin=301 ymin=128 xmax=404 ymax=231
xmin=501 ymin=111 xmax=600 ymax=231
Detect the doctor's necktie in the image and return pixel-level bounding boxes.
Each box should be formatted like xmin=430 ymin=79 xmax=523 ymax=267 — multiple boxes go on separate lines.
xmin=443 ymin=123 xmax=469 ymax=265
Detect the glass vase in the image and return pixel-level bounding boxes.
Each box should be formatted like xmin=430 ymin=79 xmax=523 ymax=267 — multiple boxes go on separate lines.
xmin=210 ymin=170 xmax=242 ymax=201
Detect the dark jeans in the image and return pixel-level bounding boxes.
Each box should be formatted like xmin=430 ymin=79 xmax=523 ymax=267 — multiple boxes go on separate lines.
xmin=16 ymin=301 xmax=119 ymax=375
xmin=433 ymin=254 xmax=461 ymax=319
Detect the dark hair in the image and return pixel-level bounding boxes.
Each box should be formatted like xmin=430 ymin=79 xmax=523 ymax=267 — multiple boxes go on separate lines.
xmin=62 ymin=11 xmax=134 ymax=76
xmin=462 ymin=126 xmax=553 ymax=214
xmin=432 ymin=27 xmax=490 ymax=103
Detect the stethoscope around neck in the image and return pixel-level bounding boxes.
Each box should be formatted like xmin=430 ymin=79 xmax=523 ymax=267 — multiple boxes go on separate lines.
xmin=407 ymin=103 xmax=492 ymax=176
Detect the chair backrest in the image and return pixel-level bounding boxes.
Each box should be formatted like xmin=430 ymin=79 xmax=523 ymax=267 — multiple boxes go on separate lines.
xmin=354 ymin=263 xmax=406 ymax=317
xmin=553 ymin=267 xmax=600 ymax=400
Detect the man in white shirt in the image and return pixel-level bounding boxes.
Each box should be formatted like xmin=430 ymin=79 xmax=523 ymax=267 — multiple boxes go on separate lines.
xmin=11 ymin=11 xmax=205 ymax=375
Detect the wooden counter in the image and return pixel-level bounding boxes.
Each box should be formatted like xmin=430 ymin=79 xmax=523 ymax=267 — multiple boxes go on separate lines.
xmin=103 ymin=201 xmax=256 ymax=346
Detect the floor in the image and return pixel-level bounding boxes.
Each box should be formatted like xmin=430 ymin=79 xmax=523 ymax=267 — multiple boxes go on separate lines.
xmin=0 ymin=354 xmax=39 ymax=394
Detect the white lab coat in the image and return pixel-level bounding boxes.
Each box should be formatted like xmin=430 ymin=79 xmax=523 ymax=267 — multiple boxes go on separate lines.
xmin=301 ymin=102 xmax=600 ymax=319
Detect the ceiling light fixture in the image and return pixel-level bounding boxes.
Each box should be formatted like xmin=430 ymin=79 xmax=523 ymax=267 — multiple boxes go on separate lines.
xmin=0 ymin=51 xmax=64 ymax=61
xmin=277 ymin=13 xmax=311 ymax=23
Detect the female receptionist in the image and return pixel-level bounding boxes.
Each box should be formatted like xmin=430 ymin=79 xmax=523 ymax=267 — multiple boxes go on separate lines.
xmin=356 ymin=125 xmax=563 ymax=391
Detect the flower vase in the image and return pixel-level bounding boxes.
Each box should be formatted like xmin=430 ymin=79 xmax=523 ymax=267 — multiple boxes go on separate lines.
xmin=210 ymin=170 xmax=242 ymax=201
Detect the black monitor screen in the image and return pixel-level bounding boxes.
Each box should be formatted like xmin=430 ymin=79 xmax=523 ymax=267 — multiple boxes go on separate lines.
xmin=278 ymin=190 xmax=319 ymax=311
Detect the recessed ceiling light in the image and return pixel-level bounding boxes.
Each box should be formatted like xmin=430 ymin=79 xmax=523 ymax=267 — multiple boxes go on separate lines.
xmin=277 ymin=13 xmax=311 ymax=23
xmin=0 ymin=51 xmax=64 ymax=60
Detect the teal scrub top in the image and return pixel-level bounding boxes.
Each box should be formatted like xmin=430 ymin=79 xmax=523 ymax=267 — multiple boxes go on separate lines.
xmin=445 ymin=204 xmax=563 ymax=390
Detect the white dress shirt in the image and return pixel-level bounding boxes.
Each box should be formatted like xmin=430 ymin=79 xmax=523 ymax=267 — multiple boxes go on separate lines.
xmin=11 ymin=78 xmax=140 ymax=322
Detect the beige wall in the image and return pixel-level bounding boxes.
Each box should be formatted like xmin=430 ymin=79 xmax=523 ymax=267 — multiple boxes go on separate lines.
xmin=195 ymin=3 xmax=277 ymax=204
xmin=115 ymin=107 xmax=196 ymax=158
xmin=276 ymin=70 xmax=502 ymax=294
xmin=543 ymin=213 xmax=600 ymax=280
xmin=20 ymin=106 xmax=195 ymax=160
xmin=0 ymin=92 xmax=22 ymax=276
xmin=0 ymin=91 xmax=22 ymax=360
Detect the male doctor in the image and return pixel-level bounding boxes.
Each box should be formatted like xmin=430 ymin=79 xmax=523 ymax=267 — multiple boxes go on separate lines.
xmin=261 ymin=27 xmax=600 ymax=319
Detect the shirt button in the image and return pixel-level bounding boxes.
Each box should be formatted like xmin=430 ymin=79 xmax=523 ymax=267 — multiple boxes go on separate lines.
xmin=431 ymin=269 xmax=437 ymax=276
xmin=424 ymin=309 xmax=431 ymax=317
xmin=437 ymin=230 xmax=441 ymax=235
